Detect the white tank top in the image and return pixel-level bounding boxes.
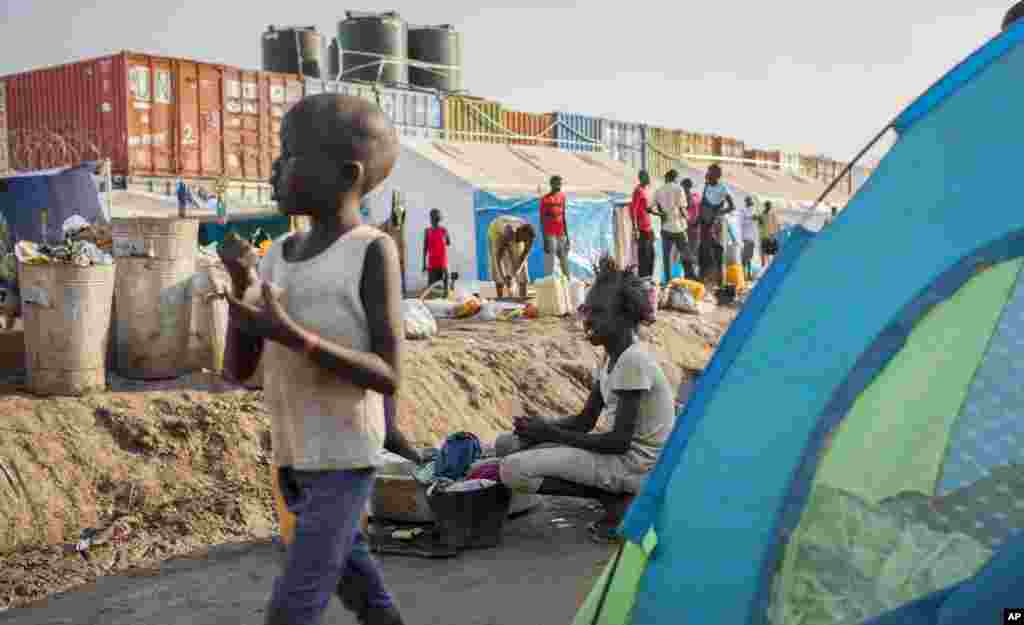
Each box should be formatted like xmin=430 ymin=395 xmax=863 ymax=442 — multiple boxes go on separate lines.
xmin=258 ymin=225 xmax=387 ymax=470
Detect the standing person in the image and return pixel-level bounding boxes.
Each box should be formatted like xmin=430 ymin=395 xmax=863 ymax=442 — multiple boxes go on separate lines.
xmin=682 ymin=178 xmax=700 ymax=276
xmin=488 ymin=215 xmax=535 ymax=299
xmin=697 ymin=164 xmax=736 ymax=288
xmin=739 ymin=196 xmax=759 ymax=281
xmin=654 ymin=169 xmax=695 ymax=282
xmin=422 ymin=209 xmax=452 ymax=298
xmin=377 ymin=190 xmax=407 ymax=295
xmin=540 ymin=175 xmax=572 ymax=278
xmin=630 ymin=169 xmax=656 ymax=279
xmin=220 ymin=94 xmax=419 ymax=625
xmin=756 ymin=200 xmax=781 ymax=268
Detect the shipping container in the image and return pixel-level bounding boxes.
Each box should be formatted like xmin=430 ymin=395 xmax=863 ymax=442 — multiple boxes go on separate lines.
xmin=304 ymin=77 xmax=443 ymax=140
xmin=644 ymin=126 xmax=689 ymax=180
xmin=0 ymin=51 xmax=307 ymax=184
xmin=602 ymin=119 xmax=645 ymax=171
xmin=712 ymin=135 xmax=746 ymax=159
xmin=781 ymin=151 xmax=801 ymax=172
xmin=743 ymin=148 xmax=782 ymax=169
xmin=501 ymin=110 xmax=555 ymax=146
xmin=0 ymin=80 xmax=10 ymax=173
xmin=443 ymin=95 xmax=505 ymax=143
xmin=799 ymin=154 xmax=821 ymax=180
xmin=693 ymin=132 xmax=715 ymax=156
xmin=552 ymin=112 xmax=604 ymax=153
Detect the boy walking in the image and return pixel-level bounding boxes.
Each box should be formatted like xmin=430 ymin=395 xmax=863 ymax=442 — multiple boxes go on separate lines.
xmin=220 ymin=94 xmax=418 ymax=625
xmin=423 ymin=208 xmax=452 ymax=298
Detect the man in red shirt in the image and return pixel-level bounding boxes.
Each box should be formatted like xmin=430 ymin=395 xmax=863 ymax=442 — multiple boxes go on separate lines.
xmin=630 ymin=169 xmax=656 ymax=279
xmin=422 ymin=208 xmax=452 ymax=298
xmin=540 ymin=175 xmax=571 ymax=278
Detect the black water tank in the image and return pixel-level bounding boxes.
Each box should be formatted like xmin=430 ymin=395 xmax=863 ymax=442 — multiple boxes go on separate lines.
xmin=337 ymin=11 xmax=408 ymax=84
xmin=408 ymin=24 xmax=463 ymax=92
xmin=327 ymin=38 xmax=341 ymax=80
xmin=262 ymin=26 xmax=324 ymax=77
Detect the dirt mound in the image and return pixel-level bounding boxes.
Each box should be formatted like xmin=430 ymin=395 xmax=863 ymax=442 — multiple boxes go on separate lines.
xmin=0 ymin=308 xmax=732 ymax=610
xmin=394 ymin=312 xmax=727 ymax=443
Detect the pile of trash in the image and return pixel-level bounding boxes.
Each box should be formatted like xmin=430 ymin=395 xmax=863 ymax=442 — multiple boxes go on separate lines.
xmin=12 ymin=215 xmax=114 ymax=268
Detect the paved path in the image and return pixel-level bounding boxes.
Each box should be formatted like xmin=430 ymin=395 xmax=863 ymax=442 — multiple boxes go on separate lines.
xmin=1 ymin=498 xmax=613 ymax=625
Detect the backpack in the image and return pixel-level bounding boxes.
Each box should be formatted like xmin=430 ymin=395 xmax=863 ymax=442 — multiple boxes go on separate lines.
xmin=434 ymin=432 xmax=483 ymax=481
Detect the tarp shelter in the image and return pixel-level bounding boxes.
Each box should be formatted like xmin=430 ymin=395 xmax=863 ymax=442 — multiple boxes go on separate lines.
xmin=575 ymin=20 xmax=1024 ymax=625
xmin=0 ymin=162 xmax=104 ymax=249
xmin=362 ymin=140 xmax=639 ymax=290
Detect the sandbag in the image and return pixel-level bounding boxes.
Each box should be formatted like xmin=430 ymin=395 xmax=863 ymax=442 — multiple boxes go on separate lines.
xmin=402 ymin=299 xmax=437 ymax=340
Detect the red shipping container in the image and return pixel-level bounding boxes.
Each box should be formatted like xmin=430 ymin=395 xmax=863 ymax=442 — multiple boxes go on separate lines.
xmin=501 ymin=110 xmax=555 ymax=146
xmin=0 ymin=51 xmax=304 ymax=181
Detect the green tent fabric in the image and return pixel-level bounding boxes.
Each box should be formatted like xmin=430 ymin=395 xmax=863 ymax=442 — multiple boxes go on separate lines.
xmin=573 ymin=530 xmax=657 ymax=625
xmin=813 ymin=259 xmax=1022 ymax=504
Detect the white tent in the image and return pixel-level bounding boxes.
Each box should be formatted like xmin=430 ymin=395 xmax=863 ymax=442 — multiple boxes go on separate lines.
xmin=362 ymin=140 xmax=638 ymax=292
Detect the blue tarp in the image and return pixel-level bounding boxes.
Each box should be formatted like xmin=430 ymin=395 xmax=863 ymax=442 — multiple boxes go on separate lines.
xmin=198 ymin=214 xmax=292 ymax=247
xmin=0 ymin=163 xmax=102 ymax=248
xmin=474 ymin=190 xmax=627 ymax=282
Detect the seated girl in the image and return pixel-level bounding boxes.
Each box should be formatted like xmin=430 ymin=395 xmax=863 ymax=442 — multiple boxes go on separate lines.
xmin=495 ymin=255 xmax=676 ymax=542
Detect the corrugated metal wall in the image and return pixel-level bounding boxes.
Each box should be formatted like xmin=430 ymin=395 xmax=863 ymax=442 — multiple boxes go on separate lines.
xmin=3 ymin=53 xmax=128 ymax=173
xmin=552 ymin=112 xmax=604 ymax=152
xmin=443 ymin=95 xmax=506 ymax=143
xmin=306 ymin=78 xmax=444 ymax=139
xmin=502 ymin=110 xmax=555 ymax=146
xmin=2 ymin=51 xmax=843 ymax=187
xmin=0 ymin=81 xmax=8 ymax=172
xmin=645 ymin=126 xmax=688 ymax=180
xmin=603 ymin=119 xmax=645 ymax=171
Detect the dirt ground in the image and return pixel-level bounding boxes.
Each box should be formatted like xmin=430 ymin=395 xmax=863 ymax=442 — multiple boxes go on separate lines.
xmin=0 ymin=305 xmax=735 ymax=611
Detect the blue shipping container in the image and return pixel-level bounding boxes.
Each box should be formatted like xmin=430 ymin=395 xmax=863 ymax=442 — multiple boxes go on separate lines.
xmin=552 ymin=112 xmax=604 ymax=153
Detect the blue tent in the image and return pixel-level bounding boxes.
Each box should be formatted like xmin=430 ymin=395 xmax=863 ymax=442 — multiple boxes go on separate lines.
xmin=575 ymin=18 xmax=1024 ymax=625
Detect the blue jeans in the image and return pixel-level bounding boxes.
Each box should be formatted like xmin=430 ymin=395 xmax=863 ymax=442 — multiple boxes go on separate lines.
xmin=266 ymin=467 xmax=393 ymax=625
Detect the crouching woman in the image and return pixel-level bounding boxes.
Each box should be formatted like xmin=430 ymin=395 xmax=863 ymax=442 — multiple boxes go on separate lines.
xmin=495 ymin=255 xmax=676 ymax=542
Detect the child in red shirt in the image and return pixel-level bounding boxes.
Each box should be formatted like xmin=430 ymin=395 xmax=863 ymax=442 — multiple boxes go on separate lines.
xmin=423 ymin=209 xmax=452 ymax=297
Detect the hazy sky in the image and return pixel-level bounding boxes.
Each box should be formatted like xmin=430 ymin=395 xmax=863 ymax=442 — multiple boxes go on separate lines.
xmin=0 ymin=1 xmax=1012 ymax=159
